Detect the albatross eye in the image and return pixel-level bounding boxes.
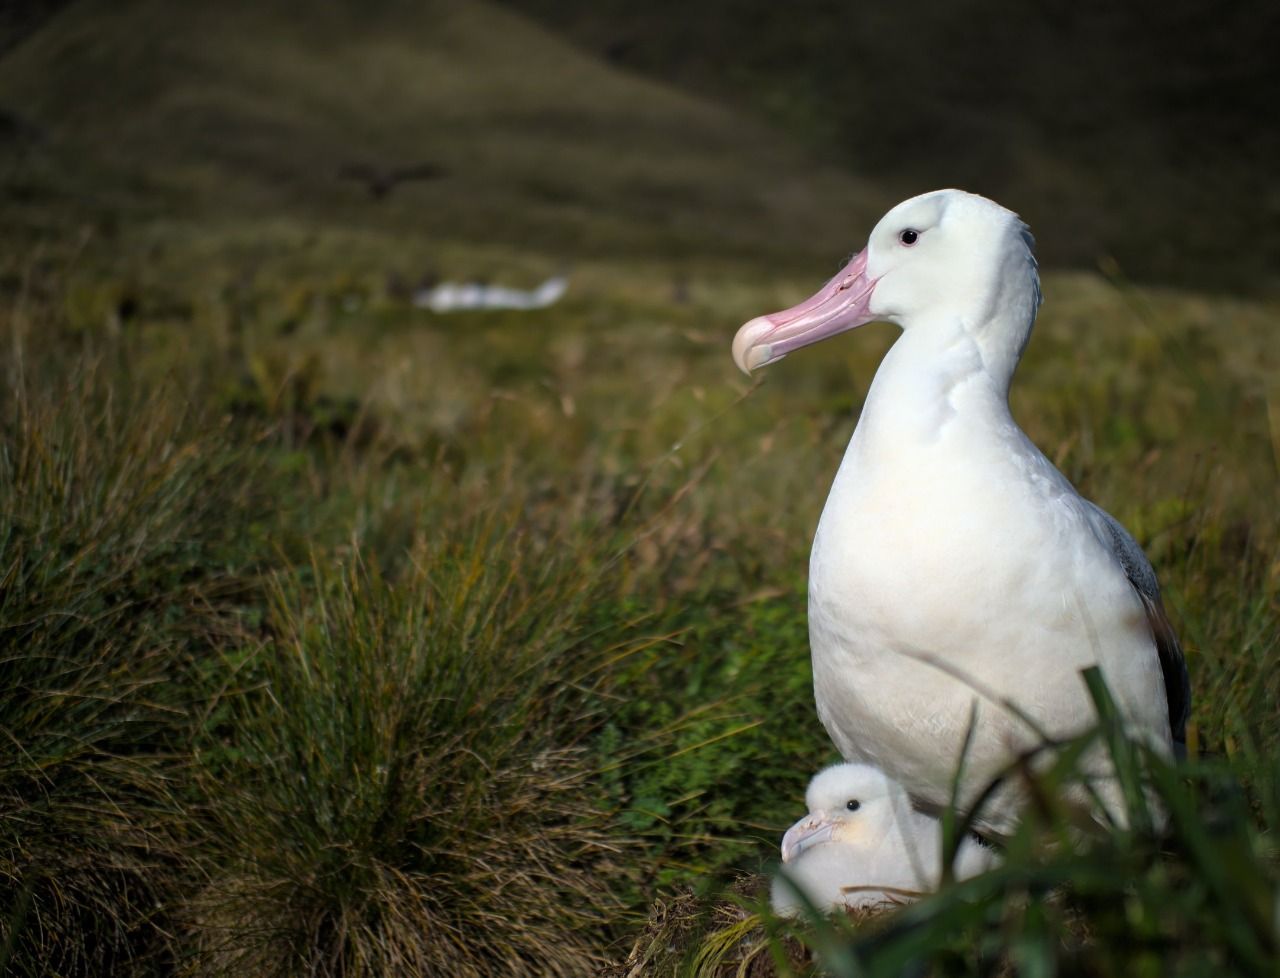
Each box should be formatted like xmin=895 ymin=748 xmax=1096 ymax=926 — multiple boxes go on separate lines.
xmin=846 ymin=799 xmax=861 ymax=812
xmin=899 ymin=229 xmax=919 ymax=246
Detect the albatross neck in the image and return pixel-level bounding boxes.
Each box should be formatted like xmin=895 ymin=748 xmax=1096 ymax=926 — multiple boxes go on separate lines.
xmin=851 ymin=308 xmax=1028 ymax=451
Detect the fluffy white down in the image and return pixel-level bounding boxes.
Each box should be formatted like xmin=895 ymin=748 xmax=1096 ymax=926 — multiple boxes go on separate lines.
xmin=770 ymin=763 xmax=998 ymax=917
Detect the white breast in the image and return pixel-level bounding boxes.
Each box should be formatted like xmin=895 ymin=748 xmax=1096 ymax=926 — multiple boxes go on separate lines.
xmin=732 ymin=189 xmax=1179 ymax=835
xmin=808 ymin=346 xmax=1167 ymax=829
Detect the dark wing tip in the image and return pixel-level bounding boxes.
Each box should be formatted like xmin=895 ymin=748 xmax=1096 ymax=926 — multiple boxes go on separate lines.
xmin=1090 ymin=503 xmax=1191 ymax=745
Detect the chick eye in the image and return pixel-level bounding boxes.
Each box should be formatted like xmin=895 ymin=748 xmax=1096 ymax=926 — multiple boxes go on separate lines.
xmin=899 ymin=228 xmax=920 ymax=246
xmin=846 ymin=799 xmax=861 ymax=812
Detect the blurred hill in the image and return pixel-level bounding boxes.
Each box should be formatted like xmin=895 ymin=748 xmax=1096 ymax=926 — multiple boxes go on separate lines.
xmin=2 ymin=0 xmax=1276 ymax=291
xmin=0 ymin=0 xmax=882 ymax=269
xmin=505 ymin=0 xmax=1280 ymax=291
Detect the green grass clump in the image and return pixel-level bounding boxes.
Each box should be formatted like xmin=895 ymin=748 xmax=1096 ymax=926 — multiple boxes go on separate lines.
xmin=600 ymin=587 xmax=831 ymax=890
xmin=187 ymin=526 xmax=633 ymax=977
xmin=0 ymin=350 xmax=258 ymax=976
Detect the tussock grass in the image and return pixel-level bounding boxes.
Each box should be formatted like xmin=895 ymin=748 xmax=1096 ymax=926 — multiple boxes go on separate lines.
xmin=186 ymin=525 xmax=634 ymax=977
xmin=0 ymin=345 xmax=258 ymax=976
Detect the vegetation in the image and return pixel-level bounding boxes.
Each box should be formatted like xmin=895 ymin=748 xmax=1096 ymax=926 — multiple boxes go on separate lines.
xmin=1 ymin=1 xmax=1278 ymax=975
xmin=624 ymin=694 xmax=1280 ymax=977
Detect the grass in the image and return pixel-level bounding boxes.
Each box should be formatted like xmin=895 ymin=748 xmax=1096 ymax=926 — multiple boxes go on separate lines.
xmin=188 ymin=535 xmax=631 ymax=977
xmin=0 ymin=0 xmax=876 ymax=268
xmin=3 ymin=221 xmax=1277 ymax=975
xmin=645 ymin=683 xmax=1280 ymax=978
xmin=0 ymin=347 xmax=260 ymax=976
xmin=2 ymin=2 xmax=1279 ymax=974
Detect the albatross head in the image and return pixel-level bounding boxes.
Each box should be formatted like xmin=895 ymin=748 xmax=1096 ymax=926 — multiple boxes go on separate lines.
xmin=780 ymin=763 xmax=907 ymax=863
xmin=732 ymin=190 xmax=1042 ymax=376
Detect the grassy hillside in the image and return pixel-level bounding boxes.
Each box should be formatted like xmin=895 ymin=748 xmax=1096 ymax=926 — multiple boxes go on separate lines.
xmin=5 ymin=211 xmax=1279 ymax=976
xmin=0 ymin=0 xmax=881 ymax=269
xmin=2 ymin=2 xmax=1279 ymax=976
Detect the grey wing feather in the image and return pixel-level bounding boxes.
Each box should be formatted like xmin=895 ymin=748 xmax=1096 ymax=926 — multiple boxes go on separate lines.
xmin=1086 ymin=502 xmax=1190 ymax=744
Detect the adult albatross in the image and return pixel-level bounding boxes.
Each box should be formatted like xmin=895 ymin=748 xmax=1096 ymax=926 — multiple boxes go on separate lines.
xmin=733 ymin=190 xmax=1189 ymax=833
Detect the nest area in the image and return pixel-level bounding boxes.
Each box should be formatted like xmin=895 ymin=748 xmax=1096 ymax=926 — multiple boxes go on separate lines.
xmin=608 ymin=876 xmax=907 ymax=978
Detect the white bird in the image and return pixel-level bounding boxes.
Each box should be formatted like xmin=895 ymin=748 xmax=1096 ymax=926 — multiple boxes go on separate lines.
xmin=413 ymin=275 xmax=567 ymax=312
xmin=771 ymin=763 xmax=998 ymax=917
xmin=733 ymin=190 xmax=1189 ymax=834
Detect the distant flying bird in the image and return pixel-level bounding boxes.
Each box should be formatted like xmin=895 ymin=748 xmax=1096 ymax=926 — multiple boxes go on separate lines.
xmin=771 ymin=763 xmax=997 ymax=916
xmin=338 ymin=161 xmax=445 ymax=200
xmin=733 ymin=190 xmax=1189 ymax=834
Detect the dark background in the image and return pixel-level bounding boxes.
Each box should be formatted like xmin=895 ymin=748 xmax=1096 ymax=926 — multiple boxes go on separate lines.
xmin=2 ymin=0 xmax=1278 ymax=289
xmin=508 ymin=0 xmax=1280 ymax=288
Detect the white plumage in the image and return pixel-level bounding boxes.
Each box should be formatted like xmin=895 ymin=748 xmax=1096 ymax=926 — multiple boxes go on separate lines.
xmin=771 ymin=763 xmax=997 ymax=916
xmin=413 ymin=275 xmax=567 ymax=312
xmin=734 ymin=190 xmax=1188 ymax=833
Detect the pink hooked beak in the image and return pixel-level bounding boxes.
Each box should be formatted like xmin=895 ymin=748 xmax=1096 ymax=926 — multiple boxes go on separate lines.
xmin=731 ymin=249 xmax=879 ymax=375
xmin=780 ymin=812 xmax=839 ymax=864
